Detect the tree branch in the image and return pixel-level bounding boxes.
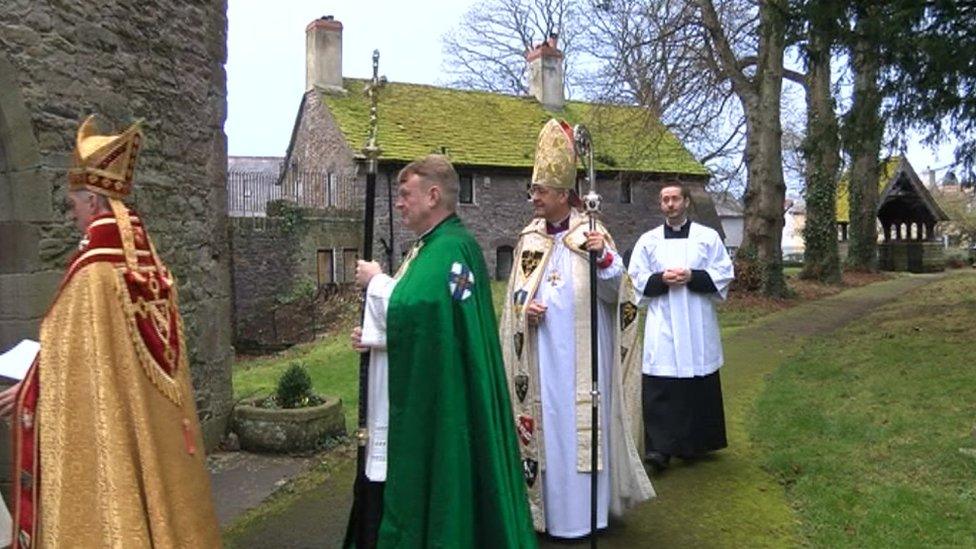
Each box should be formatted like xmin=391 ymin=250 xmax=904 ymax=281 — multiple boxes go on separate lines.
xmin=694 ymin=0 xmax=756 ymax=101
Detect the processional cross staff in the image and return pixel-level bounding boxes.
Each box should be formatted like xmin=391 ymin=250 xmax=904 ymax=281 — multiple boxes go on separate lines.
xmin=573 ymin=124 xmax=601 ymax=549
xmin=346 ymin=48 xmax=386 ymax=549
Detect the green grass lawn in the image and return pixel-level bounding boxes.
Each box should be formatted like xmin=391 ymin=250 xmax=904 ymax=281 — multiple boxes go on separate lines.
xmin=232 ymin=282 xmax=511 ymax=432
xmin=234 ymin=334 xmax=361 ymax=432
xmin=752 ymin=272 xmax=976 ymax=547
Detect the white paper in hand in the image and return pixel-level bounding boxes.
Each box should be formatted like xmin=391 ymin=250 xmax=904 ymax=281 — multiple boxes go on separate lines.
xmin=0 ymin=339 xmax=40 ymax=381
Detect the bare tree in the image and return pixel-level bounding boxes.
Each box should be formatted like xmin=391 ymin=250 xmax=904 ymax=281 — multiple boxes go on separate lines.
xmin=694 ymin=0 xmax=792 ymax=296
xmin=578 ymin=0 xmax=749 ymax=194
xmin=442 ymin=0 xmax=581 ymax=95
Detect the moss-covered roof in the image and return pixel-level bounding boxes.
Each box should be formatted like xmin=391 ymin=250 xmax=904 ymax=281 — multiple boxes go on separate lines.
xmin=321 ymin=79 xmax=708 ymax=176
xmin=835 ymin=156 xmax=902 ymax=223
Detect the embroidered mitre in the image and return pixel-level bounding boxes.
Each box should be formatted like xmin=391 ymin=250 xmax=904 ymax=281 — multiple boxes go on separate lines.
xmin=530 ymin=119 xmax=577 ymax=190
xmin=68 ymin=115 xmax=143 ymax=198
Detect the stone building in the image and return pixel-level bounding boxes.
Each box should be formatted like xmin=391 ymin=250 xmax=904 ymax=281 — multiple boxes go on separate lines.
xmin=280 ymin=17 xmax=720 ymax=279
xmin=227 ymin=152 xmax=363 ymax=348
xmin=0 ymin=1 xmax=233 ymax=453
xmin=228 ymin=155 xmax=283 ymax=217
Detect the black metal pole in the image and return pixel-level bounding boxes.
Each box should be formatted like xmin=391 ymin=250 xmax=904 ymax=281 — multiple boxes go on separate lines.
xmin=351 ymin=160 xmax=376 ymax=548
xmin=345 ymin=49 xmax=385 ymax=549
xmin=589 ymin=214 xmax=599 ymax=549
xmin=386 ymin=170 xmax=395 ymax=271
xmin=573 ymin=123 xmax=600 ymax=549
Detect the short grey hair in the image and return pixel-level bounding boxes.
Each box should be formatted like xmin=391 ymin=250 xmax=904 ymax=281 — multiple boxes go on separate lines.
xmin=398 ymin=154 xmax=459 ymax=210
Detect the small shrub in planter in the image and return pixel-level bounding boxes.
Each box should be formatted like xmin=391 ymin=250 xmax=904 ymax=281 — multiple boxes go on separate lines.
xmin=232 ymin=362 xmax=344 ymax=452
xmin=260 ymin=362 xmax=324 ymax=409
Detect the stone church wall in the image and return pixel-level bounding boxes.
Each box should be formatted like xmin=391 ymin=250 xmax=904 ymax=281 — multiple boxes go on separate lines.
xmin=0 ymin=1 xmax=233 ymax=452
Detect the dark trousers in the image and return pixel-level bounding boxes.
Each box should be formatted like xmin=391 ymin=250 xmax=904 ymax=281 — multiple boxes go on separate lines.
xmin=343 ymin=475 xmax=385 ymax=549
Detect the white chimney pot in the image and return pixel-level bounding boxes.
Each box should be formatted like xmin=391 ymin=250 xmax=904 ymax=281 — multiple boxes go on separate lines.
xmin=306 ymin=17 xmax=344 ymax=94
xmin=525 ymin=38 xmax=565 ymax=111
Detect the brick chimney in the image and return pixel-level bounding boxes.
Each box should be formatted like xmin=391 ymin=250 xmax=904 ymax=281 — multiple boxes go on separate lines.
xmin=306 ymin=16 xmax=344 ymax=93
xmin=525 ymin=33 xmax=565 ymax=110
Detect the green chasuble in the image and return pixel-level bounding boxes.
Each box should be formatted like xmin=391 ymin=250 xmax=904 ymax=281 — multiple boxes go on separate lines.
xmin=380 ymin=215 xmax=536 ymax=548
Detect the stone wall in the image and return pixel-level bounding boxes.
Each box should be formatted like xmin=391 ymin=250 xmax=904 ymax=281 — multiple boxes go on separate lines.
xmin=231 ymin=203 xmax=361 ymax=348
xmin=0 ymin=1 xmax=233 ymax=449
xmin=879 ymin=241 xmax=946 ymax=273
xmin=371 ymin=166 xmax=719 ymax=278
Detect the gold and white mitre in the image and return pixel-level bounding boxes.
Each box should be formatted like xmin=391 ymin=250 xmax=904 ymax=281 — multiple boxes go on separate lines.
xmin=531 ymin=118 xmax=577 ymax=190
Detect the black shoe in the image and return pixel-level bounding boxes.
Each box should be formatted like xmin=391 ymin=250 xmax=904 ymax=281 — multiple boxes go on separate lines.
xmin=645 ymin=451 xmax=670 ymax=472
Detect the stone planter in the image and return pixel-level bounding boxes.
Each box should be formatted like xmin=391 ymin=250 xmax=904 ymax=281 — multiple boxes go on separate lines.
xmin=232 ymin=397 xmax=345 ymax=453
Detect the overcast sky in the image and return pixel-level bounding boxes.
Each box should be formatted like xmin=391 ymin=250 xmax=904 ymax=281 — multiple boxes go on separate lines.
xmin=226 ymin=0 xmax=472 ymax=158
xmin=226 ymin=0 xmax=960 ymax=182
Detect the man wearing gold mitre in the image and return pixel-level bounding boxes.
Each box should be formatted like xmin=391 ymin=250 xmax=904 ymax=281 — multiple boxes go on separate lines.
xmin=499 ymin=119 xmax=654 ymax=538
xmin=0 ymin=116 xmax=220 ymax=548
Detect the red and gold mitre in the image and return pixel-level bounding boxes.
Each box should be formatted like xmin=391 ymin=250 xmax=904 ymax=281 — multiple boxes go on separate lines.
xmin=531 ymin=118 xmax=577 ymax=190
xmin=68 ymin=115 xmax=143 ymax=199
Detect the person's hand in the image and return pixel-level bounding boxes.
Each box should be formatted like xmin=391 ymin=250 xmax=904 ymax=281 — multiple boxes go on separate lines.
xmin=584 ymin=231 xmax=606 ymax=255
xmin=663 ymin=268 xmax=690 ymax=286
xmin=0 ymin=382 xmax=22 ymax=419
xmin=356 ymin=260 xmax=383 ymax=288
xmin=350 ymin=327 xmax=368 ymax=353
xmin=526 ymin=300 xmax=547 ymax=326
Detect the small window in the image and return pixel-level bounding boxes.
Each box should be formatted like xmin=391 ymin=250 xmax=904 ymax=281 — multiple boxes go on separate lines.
xmin=327 ymin=173 xmax=338 ymax=207
xmin=621 ymin=180 xmax=632 ymax=204
xmin=459 ymin=174 xmax=474 ymax=204
xmin=342 ymin=248 xmax=358 ymax=282
xmin=317 ymin=249 xmax=335 ymax=285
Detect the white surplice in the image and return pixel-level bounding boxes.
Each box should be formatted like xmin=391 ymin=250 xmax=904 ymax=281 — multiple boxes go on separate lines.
xmin=628 ymin=222 xmax=734 ymax=378
xmin=536 ymin=232 xmax=620 ymax=537
xmin=361 ymin=273 xmax=397 ymax=481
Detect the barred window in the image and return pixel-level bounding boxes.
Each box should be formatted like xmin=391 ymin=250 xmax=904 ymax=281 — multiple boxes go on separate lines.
xmin=459 ymin=174 xmax=474 ymax=204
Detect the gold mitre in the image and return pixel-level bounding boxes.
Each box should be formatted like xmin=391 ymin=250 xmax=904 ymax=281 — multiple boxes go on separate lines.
xmin=68 ymin=115 xmax=143 ymax=199
xmin=531 ymin=118 xmax=577 ymax=190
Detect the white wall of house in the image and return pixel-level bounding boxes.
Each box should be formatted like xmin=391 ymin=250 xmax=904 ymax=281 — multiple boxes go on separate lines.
xmin=719 ymin=215 xmax=744 ymax=252
xmin=782 ymin=207 xmax=806 ymax=260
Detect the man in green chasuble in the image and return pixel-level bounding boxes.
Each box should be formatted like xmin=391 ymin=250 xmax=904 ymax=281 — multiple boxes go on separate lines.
xmin=351 ymin=155 xmax=536 ymax=548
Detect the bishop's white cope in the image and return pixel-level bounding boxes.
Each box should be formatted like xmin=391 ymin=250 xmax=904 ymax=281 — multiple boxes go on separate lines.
xmin=534 ymin=230 xmax=619 ymax=537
